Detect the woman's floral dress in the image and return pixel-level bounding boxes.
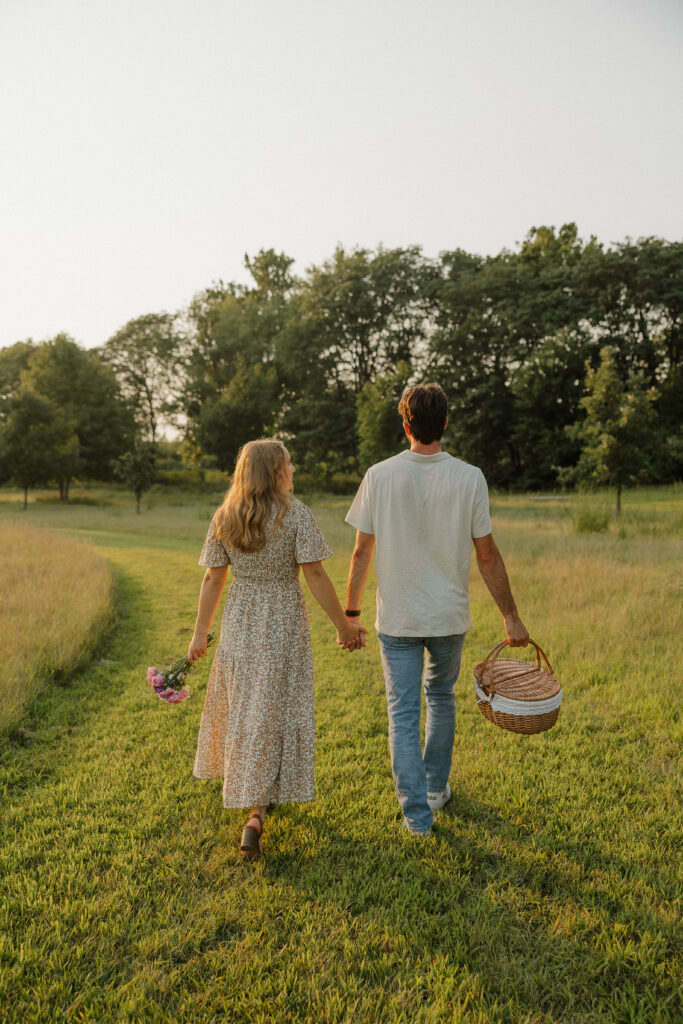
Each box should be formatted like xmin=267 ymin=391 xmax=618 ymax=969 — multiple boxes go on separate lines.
xmin=193 ymin=499 xmax=332 ymax=808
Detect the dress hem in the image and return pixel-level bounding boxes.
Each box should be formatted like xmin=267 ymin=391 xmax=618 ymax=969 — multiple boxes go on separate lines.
xmin=193 ymin=772 xmax=315 ymax=808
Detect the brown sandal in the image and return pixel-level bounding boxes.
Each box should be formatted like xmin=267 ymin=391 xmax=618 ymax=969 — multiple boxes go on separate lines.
xmin=240 ymin=811 xmax=264 ymax=862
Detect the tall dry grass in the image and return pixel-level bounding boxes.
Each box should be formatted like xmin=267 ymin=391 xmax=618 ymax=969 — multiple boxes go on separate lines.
xmin=0 ymin=524 xmax=115 ymax=733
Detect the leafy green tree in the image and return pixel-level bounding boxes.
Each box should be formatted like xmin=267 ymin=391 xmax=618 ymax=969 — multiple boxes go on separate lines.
xmin=170 ymin=230 xmax=682 ymax=491
xmin=0 ymin=391 xmax=78 ymax=508
xmin=294 ymin=245 xmax=434 ymax=394
xmin=198 ymin=361 xmax=280 ymax=472
xmin=0 ymin=340 xmax=36 ymax=421
xmin=357 ymin=362 xmax=413 ymax=471
xmin=100 ymin=313 xmax=183 ymax=443
xmin=183 ymin=250 xmax=295 ymax=464
xmin=561 ymin=346 xmax=656 ymax=516
xmin=21 ymin=335 xmax=135 ymax=498
xmin=276 ymin=246 xmax=434 ymax=477
xmin=433 ymin=226 xmax=602 ymax=487
xmin=184 ymin=250 xmax=294 ymax=405
xmin=113 ymin=440 xmax=157 ymax=513
xmin=431 ymin=248 xmax=523 ymax=483
xmin=576 ymin=237 xmax=682 ymax=384
xmin=654 ymin=364 xmax=683 ymax=481
xmin=274 ymin=292 xmax=355 ymax=479
xmin=279 ymin=394 xmax=358 ymax=483
xmin=509 ymin=329 xmax=598 ymax=489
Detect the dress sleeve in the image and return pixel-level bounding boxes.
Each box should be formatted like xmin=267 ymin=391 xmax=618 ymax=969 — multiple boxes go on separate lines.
xmin=295 ymin=503 xmax=333 ymax=564
xmin=198 ymin=515 xmax=231 ymax=567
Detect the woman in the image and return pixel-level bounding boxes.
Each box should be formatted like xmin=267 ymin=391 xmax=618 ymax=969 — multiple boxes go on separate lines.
xmin=188 ymin=438 xmax=365 ymax=861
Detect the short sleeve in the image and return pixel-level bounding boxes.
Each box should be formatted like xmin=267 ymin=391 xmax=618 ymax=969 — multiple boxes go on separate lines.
xmin=198 ymin=515 xmax=231 ymax=567
xmin=294 ymin=503 xmax=333 ymax=564
xmin=345 ymin=473 xmax=374 ymax=534
xmin=471 ymin=469 xmax=493 ymax=538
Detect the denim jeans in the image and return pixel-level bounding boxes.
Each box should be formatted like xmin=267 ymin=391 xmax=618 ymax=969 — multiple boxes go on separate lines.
xmin=377 ymin=632 xmax=466 ymax=834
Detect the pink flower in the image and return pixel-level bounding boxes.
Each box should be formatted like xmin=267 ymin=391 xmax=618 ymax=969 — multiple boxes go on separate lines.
xmin=164 ymin=688 xmax=190 ymax=704
xmin=147 ymin=667 xmax=157 ymax=684
xmin=153 ymin=674 xmax=165 ymax=687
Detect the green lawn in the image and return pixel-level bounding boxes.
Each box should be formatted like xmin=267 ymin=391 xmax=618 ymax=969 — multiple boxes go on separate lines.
xmin=1 ymin=484 xmax=681 ymax=1023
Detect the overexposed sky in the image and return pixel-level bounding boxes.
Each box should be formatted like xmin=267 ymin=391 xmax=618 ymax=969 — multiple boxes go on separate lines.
xmin=1 ymin=0 xmax=681 ymax=350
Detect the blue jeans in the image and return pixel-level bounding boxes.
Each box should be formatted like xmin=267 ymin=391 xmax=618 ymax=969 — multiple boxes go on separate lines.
xmin=377 ymin=633 xmax=466 ymax=834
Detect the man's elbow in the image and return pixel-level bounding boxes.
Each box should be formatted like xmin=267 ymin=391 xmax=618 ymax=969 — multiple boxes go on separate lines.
xmin=476 ymin=551 xmax=495 ymax=572
xmin=474 ymin=537 xmax=498 ymax=572
xmin=352 ymin=538 xmax=375 ymax=567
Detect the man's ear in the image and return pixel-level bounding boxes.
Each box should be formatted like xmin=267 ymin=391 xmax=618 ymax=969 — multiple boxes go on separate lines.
xmin=403 ymin=421 xmax=412 ymax=439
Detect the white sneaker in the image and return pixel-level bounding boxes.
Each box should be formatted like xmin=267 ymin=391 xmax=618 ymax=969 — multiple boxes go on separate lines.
xmin=427 ymin=782 xmax=452 ymax=811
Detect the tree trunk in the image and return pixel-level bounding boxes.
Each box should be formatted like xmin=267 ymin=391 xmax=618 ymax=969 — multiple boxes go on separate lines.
xmin=136 ymin=490 xmax=141 ymax=514
xmin=23 ymin=486 xmax=28 ymax=510
xmin=616 ymin=483 xmax=622 ymax=518
xmin=59 ymin=478 xmax=65 ymax=500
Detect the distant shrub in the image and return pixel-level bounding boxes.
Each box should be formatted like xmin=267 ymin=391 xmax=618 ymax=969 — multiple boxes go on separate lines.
xmin=154 ymin=467 xmax=228 ymax=489
xmin=572 ymin=506 xmax=610 ymax=534
xmin=294 ymin=471 xmax=361 ymax=495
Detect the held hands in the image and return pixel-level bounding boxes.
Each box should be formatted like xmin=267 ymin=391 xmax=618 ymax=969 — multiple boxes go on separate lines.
xmin=336 ymin=617 xmax=368 ymax=652
xmin=188 ymin=631 xmax=209 ymax=664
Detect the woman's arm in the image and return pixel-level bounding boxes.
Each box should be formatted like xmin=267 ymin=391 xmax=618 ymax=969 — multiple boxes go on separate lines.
xmin=188 ymin=566 xmax=228 ymax=662
xmin=301 ymin=561 xmax=367 ymax=649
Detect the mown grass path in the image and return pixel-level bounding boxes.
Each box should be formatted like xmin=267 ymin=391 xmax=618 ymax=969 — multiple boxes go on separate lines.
xmin=1 ymin=488 xmax=681 ymax=1023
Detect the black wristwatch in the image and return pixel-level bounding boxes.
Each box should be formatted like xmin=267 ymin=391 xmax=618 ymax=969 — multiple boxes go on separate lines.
xmin=344 ymin=609 xmax=361 ymax=617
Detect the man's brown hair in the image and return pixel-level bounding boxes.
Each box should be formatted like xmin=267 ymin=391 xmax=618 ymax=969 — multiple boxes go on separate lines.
xmin=398 ymin=383 xmax=448 ymax=444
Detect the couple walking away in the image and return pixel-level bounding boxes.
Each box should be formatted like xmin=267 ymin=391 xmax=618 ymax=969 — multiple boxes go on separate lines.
xmin=189 ymin=383 xmax=529 ymax=860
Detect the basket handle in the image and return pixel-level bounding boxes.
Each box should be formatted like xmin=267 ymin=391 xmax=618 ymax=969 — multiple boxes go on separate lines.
xmin=480 ymin=638 xmax=554 ymax=695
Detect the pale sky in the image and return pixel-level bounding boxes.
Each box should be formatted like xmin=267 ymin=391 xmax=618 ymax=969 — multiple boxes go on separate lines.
xmin=1 ymin=0 xmax=681 ymax=351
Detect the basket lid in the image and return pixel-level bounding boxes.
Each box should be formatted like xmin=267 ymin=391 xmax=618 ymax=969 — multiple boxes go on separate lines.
xmin=474 ymin=639 xmax=560 ymax=702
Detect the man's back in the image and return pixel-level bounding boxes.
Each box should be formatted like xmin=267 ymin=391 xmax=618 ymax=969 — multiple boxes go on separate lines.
xmin=345 ymin=450 xmax=491 ymax=636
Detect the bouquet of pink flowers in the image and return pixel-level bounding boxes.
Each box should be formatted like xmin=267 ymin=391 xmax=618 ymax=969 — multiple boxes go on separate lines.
xmin=146 ymin=633 xmax=215 ymax=704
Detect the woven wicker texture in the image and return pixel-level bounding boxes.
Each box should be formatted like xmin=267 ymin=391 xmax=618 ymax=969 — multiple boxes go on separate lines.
xmin=476 ymin=701 xmax=560 ymax=734
xmin=474 ymin=639 xmax=561 ymax=735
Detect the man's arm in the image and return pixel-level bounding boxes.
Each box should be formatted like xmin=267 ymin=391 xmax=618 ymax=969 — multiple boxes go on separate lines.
xmin=343 ymin=530 xmax=375 ymax=646
xmin=473 ymin=534 xmax=529 ymax=647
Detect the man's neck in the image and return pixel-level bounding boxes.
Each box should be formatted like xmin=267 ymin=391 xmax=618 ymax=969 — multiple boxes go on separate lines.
xmin=408 ymin=440 xmax=442 ymax=455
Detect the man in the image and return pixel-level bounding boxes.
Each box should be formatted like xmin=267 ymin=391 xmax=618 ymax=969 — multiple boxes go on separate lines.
xmin=344 ymin=383 xmax=529 ymax=837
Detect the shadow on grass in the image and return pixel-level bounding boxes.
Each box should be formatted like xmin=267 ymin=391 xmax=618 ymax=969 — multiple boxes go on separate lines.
xmin=257 ymin=791 xmax=680 ymax=1023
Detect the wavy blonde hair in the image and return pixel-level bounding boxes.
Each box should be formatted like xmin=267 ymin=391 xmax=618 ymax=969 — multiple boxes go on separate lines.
xmin=214 ymin=438 xmax=290 ymax=553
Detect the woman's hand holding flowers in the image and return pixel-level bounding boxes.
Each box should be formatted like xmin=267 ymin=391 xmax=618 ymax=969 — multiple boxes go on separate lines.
xmin=188 ymin=631 xmax=210 ymax=664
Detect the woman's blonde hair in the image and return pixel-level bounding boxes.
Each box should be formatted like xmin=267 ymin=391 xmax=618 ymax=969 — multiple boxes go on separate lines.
xmin=214 ymin=438 xmax=290 ymax=553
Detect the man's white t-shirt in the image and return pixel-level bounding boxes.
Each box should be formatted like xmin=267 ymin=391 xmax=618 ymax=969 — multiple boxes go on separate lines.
xmin=345 ymin=450 xmax=492 ymax=637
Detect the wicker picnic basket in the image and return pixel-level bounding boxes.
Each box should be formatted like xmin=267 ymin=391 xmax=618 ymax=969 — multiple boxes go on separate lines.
xmin=474 ymin=639 xmax=561 ymax=735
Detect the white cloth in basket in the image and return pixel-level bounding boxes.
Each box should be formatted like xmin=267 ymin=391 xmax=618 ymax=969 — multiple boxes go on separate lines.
xmin=474 ymin=679 xmax=563 ymax=717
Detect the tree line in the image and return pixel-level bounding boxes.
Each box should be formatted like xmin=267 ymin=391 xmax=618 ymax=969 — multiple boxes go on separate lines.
xmin=0 ymin=224 xmax=681 ymax=507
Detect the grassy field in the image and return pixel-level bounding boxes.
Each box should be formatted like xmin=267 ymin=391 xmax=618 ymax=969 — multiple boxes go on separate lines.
xmin=0 ymin=483 xmax=681 ymax=1023
xmin=0 ymin=523 xmax=115 ymax=734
